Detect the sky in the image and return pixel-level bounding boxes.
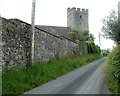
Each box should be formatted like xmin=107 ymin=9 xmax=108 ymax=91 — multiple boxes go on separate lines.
xmin=0 ymin=0 xmax=119 ymax=49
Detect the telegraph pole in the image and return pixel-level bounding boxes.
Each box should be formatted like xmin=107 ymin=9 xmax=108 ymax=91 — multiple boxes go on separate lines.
xmin=31 ymin=0 xmax=36 ymax=64
xmin=99 ymin=32 xmax=101 ymax=47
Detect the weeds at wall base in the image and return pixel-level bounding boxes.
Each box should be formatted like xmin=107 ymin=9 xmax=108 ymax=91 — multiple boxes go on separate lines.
xmin=2 ymin=54 xmax=102 ymax=95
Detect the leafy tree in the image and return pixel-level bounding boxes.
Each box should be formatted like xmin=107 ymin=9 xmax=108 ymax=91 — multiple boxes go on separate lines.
xmin=102 ymin=10 xmax=120 ymax=44
xmin=69 ymin=30 xmax=95 ymax=42
xmin=85 ymin=41 xmax=101 ymax=54
xmin=89 ymin=33 xmax=95 ymax=42
xmin=69 ymin=30 xmax=98 ymax=55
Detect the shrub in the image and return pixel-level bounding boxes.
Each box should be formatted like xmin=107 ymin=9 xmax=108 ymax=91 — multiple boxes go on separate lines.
xmin=106 ymin=45 xmax=120 ymax=94
xmin=85 ymin=41 xmax=101 ymax=54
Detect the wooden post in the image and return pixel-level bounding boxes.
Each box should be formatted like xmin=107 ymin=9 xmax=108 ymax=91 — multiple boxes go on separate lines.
xmin=31 ymin=0 xmax=36 ymax=64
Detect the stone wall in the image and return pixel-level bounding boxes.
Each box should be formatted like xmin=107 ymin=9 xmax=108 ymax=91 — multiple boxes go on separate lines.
xmin=2 ymin=18 xmax=31 ymax=70
xmin=0 ymin=16 xmax=2 ymax=71
xmin=36 ymin=25 xmax=71 ymax=39
xmin=34 ymin=30 xmax=77 ymax=61
xmin=2 ymin=18 xmax=77 ymax=70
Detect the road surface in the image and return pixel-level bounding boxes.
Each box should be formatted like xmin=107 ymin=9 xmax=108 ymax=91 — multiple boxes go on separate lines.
xmin=22 ymin=57 xmax=108 ymax=94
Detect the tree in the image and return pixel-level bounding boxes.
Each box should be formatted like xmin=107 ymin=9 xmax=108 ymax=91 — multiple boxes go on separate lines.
xmin=69 ymin=30 xmax=95 ymax=42
xmin=102 ymin=10 xmax=120 ymax=44
xmin=85 ymin=41 xmax=101 ymax=54
xmin=88 ymin=33 xmax=95 ymax=42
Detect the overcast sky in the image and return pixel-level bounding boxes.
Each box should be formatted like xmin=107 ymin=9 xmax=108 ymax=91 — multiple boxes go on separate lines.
xmin=0 ymin=0 xmax=119 ymax=49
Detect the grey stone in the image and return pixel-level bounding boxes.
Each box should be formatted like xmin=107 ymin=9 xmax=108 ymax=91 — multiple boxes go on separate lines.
xmin=67 ymin=7 xmax=89 ymax=31
xmin=2 ymin=18 xmax=78 ymax=70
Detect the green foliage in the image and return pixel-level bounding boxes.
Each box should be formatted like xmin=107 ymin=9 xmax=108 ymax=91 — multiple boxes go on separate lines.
xmin=102 ymin=49 xmax=110 ymax=56
xmin=85 ymin=41 xmax=101 ymax=54
xmin=102 ymin=10 xmax=120 ymax=94
xmin=10 ymin=19 xmax=21 ymax=25
xmin=102 ymin=10 xmax=120 ymax=43
xmin=69 ymin=30 xmax=97 ymax=55
xmin=0 ymin=72 xmax=1 ymax=95
xmin=54 ymin=50 xmax=60 ymax=59
xmin=7 ymin=25 xmax=16 ymax=32
xmin=69 ymin=30 xmax=95 ymax=42
xmin=89 ymin=33 xmax=95 ymax=42
xmin=2 ymin=54 xmax=102 ymax=95
xmin=105 ymin=45 xmax=120 ymax=94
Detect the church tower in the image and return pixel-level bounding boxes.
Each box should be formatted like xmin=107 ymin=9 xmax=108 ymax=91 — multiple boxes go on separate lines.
xmin=67 ymin=7 xmax=89 ymax=31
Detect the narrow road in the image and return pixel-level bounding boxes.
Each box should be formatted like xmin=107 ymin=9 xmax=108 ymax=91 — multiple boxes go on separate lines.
xmin=23 ymin=57 xmax=108 ymax=94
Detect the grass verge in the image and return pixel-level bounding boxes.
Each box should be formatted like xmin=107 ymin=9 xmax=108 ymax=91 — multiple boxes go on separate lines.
xmin=2 ymin=54 xmax=102 ymax=95
xmin=104 ymin=45 xmax=120 ymax=95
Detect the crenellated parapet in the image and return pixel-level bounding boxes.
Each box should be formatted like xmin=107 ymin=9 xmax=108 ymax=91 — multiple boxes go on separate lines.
xmin=67 ymin=7 xmax=88 ymax=15
xmin=67 ymin=7 xmax=89 ymax=31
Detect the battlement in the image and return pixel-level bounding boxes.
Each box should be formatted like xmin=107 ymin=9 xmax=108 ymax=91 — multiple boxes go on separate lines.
xmin=67 ymin=7 xmax=89 ymax=31
xmin=67 ymin=7 xmax=88 ymax=12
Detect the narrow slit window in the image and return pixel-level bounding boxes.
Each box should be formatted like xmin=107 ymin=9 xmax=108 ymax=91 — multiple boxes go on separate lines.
xmin=80 ymin=15 xmax=82 ymax=19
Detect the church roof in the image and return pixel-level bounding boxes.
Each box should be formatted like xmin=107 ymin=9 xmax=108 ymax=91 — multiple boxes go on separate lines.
xmin=36 ymin=25 xmax=71 ymax=39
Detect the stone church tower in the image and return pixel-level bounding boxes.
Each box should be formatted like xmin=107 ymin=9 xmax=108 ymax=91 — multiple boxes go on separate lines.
xmin=67 ymin=7 xmax=89 ymax=31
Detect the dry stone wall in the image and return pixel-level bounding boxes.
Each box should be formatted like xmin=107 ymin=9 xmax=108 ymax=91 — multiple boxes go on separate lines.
xmin=2 ymin=18 xmax=77 ymax=70
xmin=34 ymin=26 xmax=77 ymax=61
xmin=0 ymin=16 xmax=2 ymax=71
xmin=2 ymin=18 xmax=31 ymax=70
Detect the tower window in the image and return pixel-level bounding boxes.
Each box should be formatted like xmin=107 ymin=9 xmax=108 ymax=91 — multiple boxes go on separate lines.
xmin=80 ymin=15 xmax=82 ymax=19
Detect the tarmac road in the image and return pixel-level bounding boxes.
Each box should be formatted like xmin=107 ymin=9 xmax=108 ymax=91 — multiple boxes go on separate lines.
xmin=23 ymin=57 xmax=108 ymax=94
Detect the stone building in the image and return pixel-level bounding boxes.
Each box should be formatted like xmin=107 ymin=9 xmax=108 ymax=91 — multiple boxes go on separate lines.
xmin=36 ymin=7 xmax=89 ymax=39
xmin=1 ymin=7 xmax=89 ymax=69
xmin=36 ymin=25 xmax=71 ymax=39
xmin=67 ymin=7 xmax=89 ymax=31
xmin=2 ymin=18 xmax=77 ymax=69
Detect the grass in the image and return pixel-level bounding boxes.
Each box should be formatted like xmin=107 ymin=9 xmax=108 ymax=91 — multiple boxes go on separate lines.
xmin=104 ymin=45 xmax=120 ymax=95
xmin=104 ymin=60 xmax=119 ymax=94
xmin=2 ymin=54 xmax=102 ymax=95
